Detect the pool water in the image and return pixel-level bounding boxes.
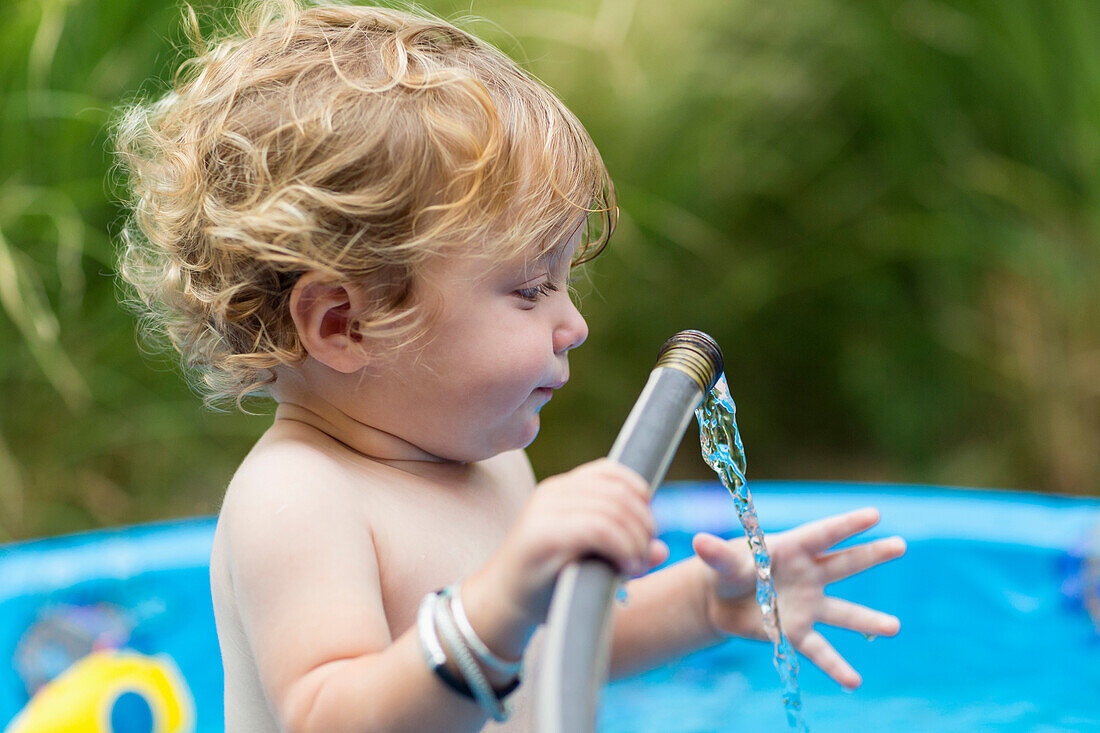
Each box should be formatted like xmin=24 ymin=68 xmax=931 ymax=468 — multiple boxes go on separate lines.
xmin=0 ymin=482 xmax=1097 ymax=732
xmin=600 ymin=482 xmax=1100 ymax=732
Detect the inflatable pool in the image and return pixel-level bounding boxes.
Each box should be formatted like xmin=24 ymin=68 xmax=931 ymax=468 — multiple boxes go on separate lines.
xmin=1 ymin=482 xmax=1097 ymax=731
xmin=604 ymin=482 xmax=1100 ymax=731
xmin=0 ymin=519 xmax=218 ymax=732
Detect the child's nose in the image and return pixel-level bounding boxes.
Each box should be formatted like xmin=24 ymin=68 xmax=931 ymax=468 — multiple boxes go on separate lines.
xmin=554 ymin=297 xmax=588 ymax=354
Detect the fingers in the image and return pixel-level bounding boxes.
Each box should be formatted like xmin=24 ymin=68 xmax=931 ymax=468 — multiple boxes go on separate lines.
xmin=572 ymin=461 xmax=655 ymax=540
xmin=798 ymin=630 xmax=862 ymax=690
xmin=568 ymin=503 xmax=652 ymax=576
xmin=584 ymin=487 xmax=654 ymax=543
xmin=818 ymin=536 xmax=906 ymax=583
xmin=792 ymin=507 xmax=881 ymax=553
xmin=555 ymin=460 xmax=658 ymax=576
xmin=818 ymin=597 xmax=901 ymax=638
xmin=578 ymin=458 xmax=650 ymax=494
xmin=692 ymin=532 xmax=744 ymax=576
xmin=647 ymin=538 xmax=670 ymax=570
xmin=589 ymin=485 xmax=657 ymax=571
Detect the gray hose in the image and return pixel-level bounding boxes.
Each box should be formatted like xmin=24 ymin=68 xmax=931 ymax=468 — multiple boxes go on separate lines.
xmin=534 ymin=330 xmax=724 ymax=733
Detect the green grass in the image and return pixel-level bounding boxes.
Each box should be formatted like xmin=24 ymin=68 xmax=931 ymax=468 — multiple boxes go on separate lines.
xmin=1 ymin=0 xmax=1098 ymax=540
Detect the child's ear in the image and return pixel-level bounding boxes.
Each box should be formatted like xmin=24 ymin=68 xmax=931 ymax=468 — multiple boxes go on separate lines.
xmin=290 ymin=272 xmax=370 ymax=374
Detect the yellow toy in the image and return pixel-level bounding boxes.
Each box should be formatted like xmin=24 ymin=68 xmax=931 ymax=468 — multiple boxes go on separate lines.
xmin=4 ymin=649 xmax=195 ymax=733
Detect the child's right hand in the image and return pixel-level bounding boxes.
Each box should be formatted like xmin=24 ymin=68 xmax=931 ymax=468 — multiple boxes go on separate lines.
xmin=468 ymin=459 xmax=668 ymax=634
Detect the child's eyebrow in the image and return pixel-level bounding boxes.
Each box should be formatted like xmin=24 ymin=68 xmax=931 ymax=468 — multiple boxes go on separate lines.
xmin=511 ymin=223 xmax=582 ymax=277
xmin=536 ymin=237 xmax=577 ymax=269
xmin=518 ymin=252 xmax=566 ymax=284
xmin=533 ymin=250 xmax=561 ymax=268
xmin=510 ymin=246 xmax=562 ymax=278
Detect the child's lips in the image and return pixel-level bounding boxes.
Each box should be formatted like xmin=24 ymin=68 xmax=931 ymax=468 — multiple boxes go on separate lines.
xmin=532 ymin=375 xmax=568 ymax=405
xmin=534 ymin=378 xmax=566 ymax=401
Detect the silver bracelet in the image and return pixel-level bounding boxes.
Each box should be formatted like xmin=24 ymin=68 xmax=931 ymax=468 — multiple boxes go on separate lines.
xmin=448 ymin=584 xmax=524 ymax=677
xmin=417 ymin=591 xmax=446 ymax=667
xmin=416 ymin=592 xmax=474 ymax=700
xmin=434 ymin=589 xmax=510 ymax=722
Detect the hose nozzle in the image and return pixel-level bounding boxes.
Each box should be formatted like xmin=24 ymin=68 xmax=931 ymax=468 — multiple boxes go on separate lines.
xmin=656 ymin=329 xmax=724 ymax=393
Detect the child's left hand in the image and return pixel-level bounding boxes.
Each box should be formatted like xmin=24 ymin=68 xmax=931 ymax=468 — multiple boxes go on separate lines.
xmin=691 ymin=507 xmax=906 ymax=690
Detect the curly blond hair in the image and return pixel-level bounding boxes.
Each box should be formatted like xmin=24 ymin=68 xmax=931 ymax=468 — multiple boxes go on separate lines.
xmin=113 ymin=0 xmax=616 ymax=407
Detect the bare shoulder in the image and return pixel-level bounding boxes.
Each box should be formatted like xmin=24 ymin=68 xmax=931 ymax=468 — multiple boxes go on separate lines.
xmin=214 ymin=421 xmax=396 ymax=708
xmin=222 ymin=421 xmax=357 ymax=519
xmin=215 ymin=419 xmax=392 ymax=582
xmin=217 ymin=422 xmax=370 ymax=579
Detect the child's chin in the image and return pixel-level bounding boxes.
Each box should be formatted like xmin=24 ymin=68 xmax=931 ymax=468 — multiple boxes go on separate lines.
xmin=520 ymin=426 xmax=540 ymax=450
xmin=515 ymin=416 xmax=541 ymax=451
xmin=468 ymin=412 xmax=542 ymax=458
xmin=456 ymin=420 xmax=540 ymax=460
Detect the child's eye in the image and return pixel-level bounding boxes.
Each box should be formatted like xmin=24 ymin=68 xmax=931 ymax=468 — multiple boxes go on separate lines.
xmin=515 ymin=281 xmax=559 ymax=302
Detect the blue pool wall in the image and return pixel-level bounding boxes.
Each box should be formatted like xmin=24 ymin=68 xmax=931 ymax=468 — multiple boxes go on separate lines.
xmin=1 ymin=481 xmax=1098 ymax=732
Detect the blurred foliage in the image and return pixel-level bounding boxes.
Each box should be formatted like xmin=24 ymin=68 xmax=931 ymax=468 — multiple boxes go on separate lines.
xmin=1 ymin=0 xmax=1098 ymax=540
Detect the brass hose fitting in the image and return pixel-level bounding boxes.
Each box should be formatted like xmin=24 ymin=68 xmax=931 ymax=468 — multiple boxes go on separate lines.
xmin=655 ymin=329 xmax=724 ymax=393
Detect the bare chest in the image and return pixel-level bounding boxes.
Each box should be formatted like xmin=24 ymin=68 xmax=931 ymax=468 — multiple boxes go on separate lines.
xmin=366 ymin=484 xmax=545 ymax=733
xmin=364 ymin=470 xmax=529 ymax=639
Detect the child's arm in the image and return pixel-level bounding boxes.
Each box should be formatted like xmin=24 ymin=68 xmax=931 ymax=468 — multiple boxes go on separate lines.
xmin=609 ymin=508 xmax=906 ymax=687
xmin=225 ymin=455 xmax=663 ymax=733
xmin=222 ymin=453 xmax=489 ymax=733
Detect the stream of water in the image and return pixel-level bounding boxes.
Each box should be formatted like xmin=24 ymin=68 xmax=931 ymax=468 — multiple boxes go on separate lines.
xmin=695 ymin=373 xmax=808 ymax=731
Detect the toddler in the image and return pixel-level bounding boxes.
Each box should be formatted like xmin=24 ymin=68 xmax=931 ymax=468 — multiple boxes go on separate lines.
xmin=114 ymin=2 xmax=906 ymax=731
